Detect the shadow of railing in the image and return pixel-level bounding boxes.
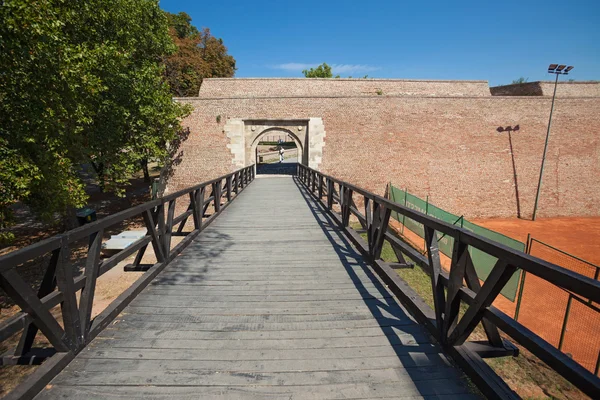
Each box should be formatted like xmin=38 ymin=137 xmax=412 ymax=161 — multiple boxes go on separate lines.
xmin=293 ymin=176 xmax=465 ymax=396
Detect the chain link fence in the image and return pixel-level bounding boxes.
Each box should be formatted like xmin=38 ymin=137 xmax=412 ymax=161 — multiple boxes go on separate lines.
xmin=388 ymin=183 xmax=524 ymax=301
xmin=516 ymin=238 xmax=600 ymax=375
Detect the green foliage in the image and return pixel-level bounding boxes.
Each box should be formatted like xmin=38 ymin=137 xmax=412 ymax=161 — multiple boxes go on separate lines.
xmin=166 ymin=11 xmax=199 ymax=39
xmin=164 ymin=12 xmax=236 ymax=97
xmin=302 ymin=63 xmax=340 ymax=78
xmin=512 ymin=77 xmax=529 ymax=84
xmin=0 ymin=0 xmax=190 ymax=225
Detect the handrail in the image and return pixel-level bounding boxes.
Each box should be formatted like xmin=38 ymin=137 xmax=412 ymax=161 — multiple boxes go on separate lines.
xmin=297 ymin=164 xmax=600 ymax=400
xmin=0 ymin=165 xmax=255 ymax=400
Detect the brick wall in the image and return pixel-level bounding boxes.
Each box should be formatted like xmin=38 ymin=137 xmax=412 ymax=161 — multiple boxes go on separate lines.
xmin=198 ymin=78 xmax=491 ymax=98
xmin=490 ymin=81 xmax=600 ymax=97
xmin=168 ymin=80 xmax=600 ymax=219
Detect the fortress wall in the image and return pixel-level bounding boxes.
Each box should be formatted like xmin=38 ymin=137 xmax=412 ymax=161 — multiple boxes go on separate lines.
xmin=490 ymin=81 xmax=600 ymax=97
xmin=170 ymin=85 xmax=600 ymax=219
xmin=198 ymin=78 xmax=492 ymax=98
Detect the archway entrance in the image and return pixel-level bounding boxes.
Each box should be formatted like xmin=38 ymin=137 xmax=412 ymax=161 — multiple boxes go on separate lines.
xmin=253 ymin=128 xmax=300 ymax=175
xmin=223 ymin=118 xmax=326 ymax=173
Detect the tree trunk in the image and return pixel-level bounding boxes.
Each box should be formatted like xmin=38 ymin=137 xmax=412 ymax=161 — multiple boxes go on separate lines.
xmin=90 ymin=161 xmax=105 ymax=192
xmin=63 ymin=206 xmax=80 ymax=231
xmin=141 ymin=159 xmax=150 ymax=183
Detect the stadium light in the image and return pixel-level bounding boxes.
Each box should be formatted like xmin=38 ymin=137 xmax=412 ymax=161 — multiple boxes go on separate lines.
xmin=532 ymin=64 xmax=574 ymax=220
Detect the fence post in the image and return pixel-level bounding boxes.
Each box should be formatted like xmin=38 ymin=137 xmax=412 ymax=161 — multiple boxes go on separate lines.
xmin=402 ymin=187 xmax=407 ymax=234
xmin=525 ymin=233 xmax=532 ymax=254
xmin=424 ymin=195 xmax=429 ymax=251
xmin=558 ymin=294 xmax=573 ymax=351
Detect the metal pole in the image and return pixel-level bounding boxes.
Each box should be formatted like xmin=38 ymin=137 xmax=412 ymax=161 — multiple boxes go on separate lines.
xmin=402 ymin=188 xmax=407 ymax=234
xmin=558 ymin=294 xmax=573 ymax=351
xmin=532 ymin=73 xmax=559 ymax=220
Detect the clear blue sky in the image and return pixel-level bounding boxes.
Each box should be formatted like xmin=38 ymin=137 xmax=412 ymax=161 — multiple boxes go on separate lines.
xmin=160 ymin=0 xmax=599 ymax=86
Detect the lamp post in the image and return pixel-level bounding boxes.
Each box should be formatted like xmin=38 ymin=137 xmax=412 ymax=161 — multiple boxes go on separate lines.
xmin=531 ymin=64 xmax=574 ymax=221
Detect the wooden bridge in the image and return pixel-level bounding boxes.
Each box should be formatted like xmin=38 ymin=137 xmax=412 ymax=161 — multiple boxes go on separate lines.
xmin=1 ymin=166 xmax=599 ymax=399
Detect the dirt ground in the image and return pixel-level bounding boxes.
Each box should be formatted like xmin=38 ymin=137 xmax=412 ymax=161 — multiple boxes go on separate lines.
xmin=0 ymin=168 xmax=161 ymax=396
xmin=472 ymin=216 xmax=600 ymax=267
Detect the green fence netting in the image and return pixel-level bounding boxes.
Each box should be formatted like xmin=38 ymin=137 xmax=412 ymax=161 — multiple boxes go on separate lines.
xmin=389 ymin=183 xmax=523 ymax=301
xmin=461 ymin=220 xmax=524 ymax=301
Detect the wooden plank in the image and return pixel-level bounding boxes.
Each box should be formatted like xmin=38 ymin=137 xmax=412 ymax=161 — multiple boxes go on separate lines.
xmin=78 ymin=343 xmax=443 ymax=361
xmin=51 ymin=366 xmax=462 ymax=387
xmin=65 ymin=353 xmax=452 ymax=373
xmin=99 ymin=324 xmax=427 ymax=340
xmin=88 ymin=334 xmax=431 ymax=350
xmin=36 ymin=381 xmax=477 ymax=400
xmin=103 ymin=318 xmax=415 ymax=333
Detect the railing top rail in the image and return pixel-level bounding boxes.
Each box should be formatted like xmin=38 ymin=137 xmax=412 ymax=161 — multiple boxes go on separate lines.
xmin=299 ymin=164 xmax=600 ymax=303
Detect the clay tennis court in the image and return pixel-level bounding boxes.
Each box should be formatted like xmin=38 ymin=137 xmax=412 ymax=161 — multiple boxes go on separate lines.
xmin=473 ymin=216 xmax=600 ymax=374
xmin=393 ymin=216 xmax=600 ymax=374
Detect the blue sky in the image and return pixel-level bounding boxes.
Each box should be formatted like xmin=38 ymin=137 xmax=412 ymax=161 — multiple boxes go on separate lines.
xmin=160 ymin=0 xmax=599 ymax=86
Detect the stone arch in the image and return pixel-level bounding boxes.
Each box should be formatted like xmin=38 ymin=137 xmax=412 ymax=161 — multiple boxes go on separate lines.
xmin=248 ymin=127 xmax=304 ymax=165
xmin=224 ymin=118 xmax=325 ymax=170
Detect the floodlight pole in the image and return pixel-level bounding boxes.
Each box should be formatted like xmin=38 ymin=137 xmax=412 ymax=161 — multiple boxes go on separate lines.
xmin=531 ymin=64 xmax=571 ymax=220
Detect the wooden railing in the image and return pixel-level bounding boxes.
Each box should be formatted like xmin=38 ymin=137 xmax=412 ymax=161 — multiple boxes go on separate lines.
xmin=0 ymin=165 xmax=255 ymax=400
xmin=298 ymin=164 xmax=600 ymax=400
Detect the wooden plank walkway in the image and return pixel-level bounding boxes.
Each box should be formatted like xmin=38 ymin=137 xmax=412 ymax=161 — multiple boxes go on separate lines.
xmin=35 ymin=176 xmax=477 ymax=399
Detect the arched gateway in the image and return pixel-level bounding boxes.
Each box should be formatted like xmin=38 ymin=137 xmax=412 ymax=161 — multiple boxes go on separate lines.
xmin=224 ymin=118 xmax=326 ymax=170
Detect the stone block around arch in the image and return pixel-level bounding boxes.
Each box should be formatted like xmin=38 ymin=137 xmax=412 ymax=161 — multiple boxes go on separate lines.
xmin=224 ymin=118 xmax=326 ymax=170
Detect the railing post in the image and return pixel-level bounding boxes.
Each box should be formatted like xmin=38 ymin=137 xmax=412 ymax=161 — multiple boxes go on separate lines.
xmin=369 ymin=200 xmax=391 ymax=260
xmin=163 ymin=199 xmax=176 ymax=258
xmin=226 ymin=176 xmax=232 ymax=201
xmin=318 ymin=175 xmax=323 ymax=199
xmin=340 ymin=186 xmax=353 ymax=227
xmin=54 ymin=239 xmax=83 ymax=350
xmin=311 ymin=171 xmax=316 ymax=193
xmin=79 ymin=229 xmax=104 ymax=342
xmin=143 ymin=208 xmax=165 ymax=263
xmin=514 ymin=270 xmax=527 ymax=321
xmin=213 ymin=181 xmax=222 ymax=213
xmin=327 ymin=179 xmax=333 ymax=209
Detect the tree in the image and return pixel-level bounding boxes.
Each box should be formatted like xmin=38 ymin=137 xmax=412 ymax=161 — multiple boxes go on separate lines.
xmin=163 ymin=12 xmax=236 ymax=97
xmin=302 ymin=63 xmax=340 ymax=78
xmin=0 ymin=0 xmax=191 ymax=230
xmin=512 ymin=77 xmax=528 ymax=84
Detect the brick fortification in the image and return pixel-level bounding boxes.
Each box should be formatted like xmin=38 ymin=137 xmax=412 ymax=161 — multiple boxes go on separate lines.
xmin=168 ymin=78 xmax=600 ymax=219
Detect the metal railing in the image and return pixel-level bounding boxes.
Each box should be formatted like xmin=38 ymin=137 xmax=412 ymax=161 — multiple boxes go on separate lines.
xmin=297 ymin=164 xmax=600 ymax=400
xmin=0 ymin=165 xmax=255 ymax=400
